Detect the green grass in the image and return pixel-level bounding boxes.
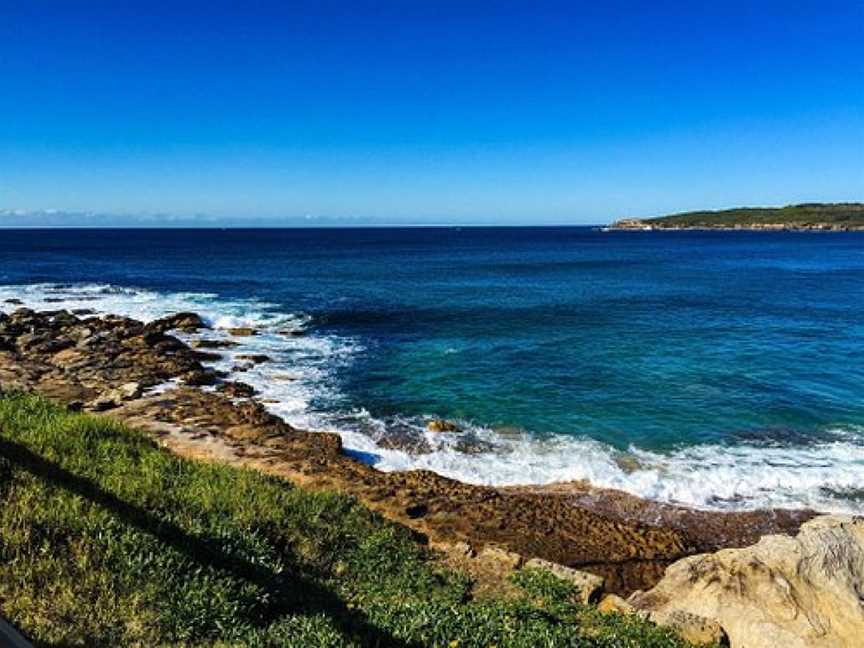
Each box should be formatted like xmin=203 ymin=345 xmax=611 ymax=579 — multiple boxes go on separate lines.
xmin=641 ymin=202 xmax=864 ymax=228
xmin=0 ymin=393 xmax=695 ymax=647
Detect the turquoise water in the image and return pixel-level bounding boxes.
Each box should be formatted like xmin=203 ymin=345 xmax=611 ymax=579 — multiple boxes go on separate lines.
xmin=1 ymin=227 xmax=863 ymax=511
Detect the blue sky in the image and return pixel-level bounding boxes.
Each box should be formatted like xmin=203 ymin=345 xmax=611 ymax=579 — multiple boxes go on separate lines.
xmin=1 ymin=1 xmax=862 ymax=225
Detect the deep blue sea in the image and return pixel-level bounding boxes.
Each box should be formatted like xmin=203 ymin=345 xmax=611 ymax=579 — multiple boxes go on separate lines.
xmin=2 ymin=227 xmax=863 ymax=512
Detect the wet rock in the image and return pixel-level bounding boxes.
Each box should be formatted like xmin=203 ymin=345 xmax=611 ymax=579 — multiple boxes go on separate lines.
xmin=523 ymin=558 xmax=605 ymax=604
xmin=453 ymin=437 xmax=494 ymax=455
xmin=236 ymin=354 xmax=271 ymax=364
xmin=227 ymin=327 xmax=257 ymax=336
xmin=4 ymin=298 xmax=23 ymax=305
xmin=614 ymin=454 xmax=644 ymax=474
xmin=426 ymin=419 xmax=461 ymax=433
xmin=279 ymin=328 xmax=306 ymax=337
xmin=72 ymin=308 xmax=96 ymax=316
xmin=216 ymin=381 xmax=256 ymax=398
xmin=182 ymin=369 xmax=220 ymax=386
xmin=191 ymin=339 xmax=238 ymax=349
xmin=193 ymin=350 xmax=223 ymax=362
xmin=146 ymin=312 xmax=209 ymax=334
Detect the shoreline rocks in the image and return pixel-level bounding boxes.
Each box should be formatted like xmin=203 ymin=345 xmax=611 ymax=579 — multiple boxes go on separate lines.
xmin=0 ymin=307 xmax=821 ymax=604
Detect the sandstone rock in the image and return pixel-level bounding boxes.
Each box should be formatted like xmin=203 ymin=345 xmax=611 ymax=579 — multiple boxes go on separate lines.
xmin=51 ymin=347 xmax=90 ymax=369
xmin=478 ymin=545 xmax=523 ymax=570
xmin=598 ymin=593 xmax=637 ymax=615
xmin=427 ymin=419 xmax=461 ymax=433
xmin=648 ymin=609 xmax=728 ymax=647
xmin=524 ymin=557 xmax=605 ymax=604
xmin=87 ymin=382 xmax=144 ymax=411
xmin=431 ymin=540 xmax=476 ymax=558
xmin=227 ymin=327 xmax=257 ymax=336
xmin=629 ymin=515 xmax=864 ymax=648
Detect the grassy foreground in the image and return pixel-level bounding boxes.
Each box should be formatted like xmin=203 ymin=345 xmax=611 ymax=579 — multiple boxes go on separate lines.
xmin=0 ymin=394 xmax=693 ymax=647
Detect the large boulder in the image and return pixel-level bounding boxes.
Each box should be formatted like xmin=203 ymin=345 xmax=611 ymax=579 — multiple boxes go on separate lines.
xmin=629 ymin=515 xmax=864 ymax=648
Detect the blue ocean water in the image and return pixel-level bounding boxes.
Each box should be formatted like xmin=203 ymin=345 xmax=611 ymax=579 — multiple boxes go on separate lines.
xmin=2 ymin=227 xmax=863 ymax=511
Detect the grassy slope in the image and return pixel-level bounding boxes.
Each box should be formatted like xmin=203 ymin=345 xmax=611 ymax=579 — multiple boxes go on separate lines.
xmin=642 ymin=203 xmax=864 ymax=227
xmin=0 ymin=394 xmax=695 ymax=647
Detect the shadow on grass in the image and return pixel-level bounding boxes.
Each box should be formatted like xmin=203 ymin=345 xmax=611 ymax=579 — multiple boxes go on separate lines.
xmin=0 ymin=437 xmax=413 ymax=648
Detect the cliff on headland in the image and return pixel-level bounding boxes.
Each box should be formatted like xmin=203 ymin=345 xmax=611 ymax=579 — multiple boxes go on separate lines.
xmin=1 ymin=305 xmax=862 ymax=646
xmin=611 ymin=202 xmax=864 ymax=231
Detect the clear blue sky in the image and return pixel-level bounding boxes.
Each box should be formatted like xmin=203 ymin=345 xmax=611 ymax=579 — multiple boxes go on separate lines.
xmin=1 ymin=1 xmax=862 ymax=225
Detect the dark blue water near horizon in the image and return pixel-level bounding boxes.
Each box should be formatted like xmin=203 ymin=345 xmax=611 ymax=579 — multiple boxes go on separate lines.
xmin=2 ymin=227 xmax=863 ymax=511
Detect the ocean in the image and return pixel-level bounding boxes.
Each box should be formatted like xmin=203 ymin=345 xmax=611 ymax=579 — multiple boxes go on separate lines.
xmin=2 ymin=226 xmax=863 ymax=512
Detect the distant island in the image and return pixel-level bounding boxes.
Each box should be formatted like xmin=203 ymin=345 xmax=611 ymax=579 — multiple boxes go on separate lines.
xmin=611 ymin=202 xmax=864 ymax=231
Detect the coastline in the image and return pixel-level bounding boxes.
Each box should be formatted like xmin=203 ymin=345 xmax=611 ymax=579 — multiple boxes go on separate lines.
xmin=609 ymin=219 xmax=864 ymax=232
xmin=0 ymin=306 xmax=815 ymax=595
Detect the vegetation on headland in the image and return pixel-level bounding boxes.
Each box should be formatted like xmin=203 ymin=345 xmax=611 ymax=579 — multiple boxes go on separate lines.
xmin=613 ymin=202 xmax=864 ymax=230
xmin=0 ymin=393 xmax=696 ymax=647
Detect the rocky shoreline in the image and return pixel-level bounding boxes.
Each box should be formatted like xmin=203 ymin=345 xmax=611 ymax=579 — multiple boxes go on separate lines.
xmin=610 ymin=218 xmax=864 ymax=232
xmin=0 ymin=306 xmax=811 ymax=588
xmin=3 ymin=306 xmax=862 ymax=645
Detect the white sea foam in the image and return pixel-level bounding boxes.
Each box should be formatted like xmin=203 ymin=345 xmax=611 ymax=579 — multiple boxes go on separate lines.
xmin=2 ymin=282 xmax=862 ymax=514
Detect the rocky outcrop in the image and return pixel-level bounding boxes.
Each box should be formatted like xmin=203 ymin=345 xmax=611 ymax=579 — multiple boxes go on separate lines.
xmin=0 ymin=307 xmax=816 ymax=599
xmin=145 ymin=312 xmax=209 ymax=334
xmin=629 ymin=515 xmax=864 ymax=647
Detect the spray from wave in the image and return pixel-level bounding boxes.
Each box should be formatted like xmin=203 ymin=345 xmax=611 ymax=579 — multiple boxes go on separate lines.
xmin=2 ymin=282 xmax=862 ymax=513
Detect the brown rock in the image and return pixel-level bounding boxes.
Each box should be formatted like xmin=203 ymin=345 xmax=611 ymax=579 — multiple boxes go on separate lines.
xmin=426 ymin=419 xmax=461 ymax=433
xmin=226 ymin=327 xmax=257 ymax=336
xmin=182 ymin=369 xmax=220 ymax=386
xmin=648 ymin=609 xmax=728 ymax=647
xmin=146 ymin=312 xmax=209 ymax=334
xmin=598 ymin=593 xmax=637 ymax=615
xmin=479 ymin=545 xmax=523 ymax=571
xmin=217 ymin=381 xmax=256 ymax=398
xmin=193 ymin=350 xmax=223 ymax=362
